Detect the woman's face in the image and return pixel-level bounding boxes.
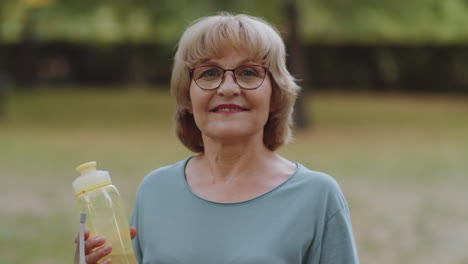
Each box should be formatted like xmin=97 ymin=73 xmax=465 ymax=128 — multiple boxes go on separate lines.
xmin=189 ymin=49 xmax=273 ymax=144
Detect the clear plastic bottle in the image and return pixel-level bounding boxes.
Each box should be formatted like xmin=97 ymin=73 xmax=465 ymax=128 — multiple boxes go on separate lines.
xmin=73 ymin=161 xmax=137 ymax=264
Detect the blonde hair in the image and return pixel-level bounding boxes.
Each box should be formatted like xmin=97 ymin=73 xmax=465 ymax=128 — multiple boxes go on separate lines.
xmin=171 ymin=13 xmax=300 ymax=153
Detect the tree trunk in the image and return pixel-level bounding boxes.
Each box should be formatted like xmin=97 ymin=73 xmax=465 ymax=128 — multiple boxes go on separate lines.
xmin=285 ymin=0 xmax=309 ymax=129
xmin=0 ymin=76 xmax=6 ymax=121
xmin=17 ymin=9 xmax=37 ymax=88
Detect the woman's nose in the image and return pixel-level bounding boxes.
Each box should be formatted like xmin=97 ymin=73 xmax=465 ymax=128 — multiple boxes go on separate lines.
xmin=217 ymin=71 xmax=240 ymax=96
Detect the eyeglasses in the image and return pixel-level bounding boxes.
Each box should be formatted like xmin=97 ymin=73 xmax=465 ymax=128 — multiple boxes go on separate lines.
xmin=190 ymin=64 xmax=269 ymax=90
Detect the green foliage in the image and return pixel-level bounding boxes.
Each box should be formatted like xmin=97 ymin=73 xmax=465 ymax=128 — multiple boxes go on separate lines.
xmin=0 ymin=0 xmax=284 ymax=44
xmin=304 ymin=0 xmax=468 ymax=43
xmin=2 ymin=0 xmax=468 ymax=44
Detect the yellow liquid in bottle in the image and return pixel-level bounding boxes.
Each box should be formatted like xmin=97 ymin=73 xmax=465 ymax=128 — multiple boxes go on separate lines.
xmin=99 ymin=253 xmax=138 ymax=264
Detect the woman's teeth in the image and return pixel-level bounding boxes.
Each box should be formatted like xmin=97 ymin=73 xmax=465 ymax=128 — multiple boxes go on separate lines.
xmin=217 ymin=108 xmax=240 ymax=111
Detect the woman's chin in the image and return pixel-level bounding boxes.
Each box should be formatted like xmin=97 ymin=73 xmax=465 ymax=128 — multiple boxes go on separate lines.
xmin=205 ymin=128 xmax=259 ymax=142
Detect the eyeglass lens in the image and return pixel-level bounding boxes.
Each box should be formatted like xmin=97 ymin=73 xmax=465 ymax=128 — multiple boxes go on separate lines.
xmin=193 ymin=65 xmax=266 ymax=89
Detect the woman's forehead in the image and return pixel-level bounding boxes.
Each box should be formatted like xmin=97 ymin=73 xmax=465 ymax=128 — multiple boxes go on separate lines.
xmin=193 ymin=48 xmax=264 ymax=67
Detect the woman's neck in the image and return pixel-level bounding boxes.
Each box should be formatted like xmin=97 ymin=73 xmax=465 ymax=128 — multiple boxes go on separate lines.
xmin=196 ymin=134 xmax=273 ymax=183
xmin=186 ymin=134 xmax=297 ymax=203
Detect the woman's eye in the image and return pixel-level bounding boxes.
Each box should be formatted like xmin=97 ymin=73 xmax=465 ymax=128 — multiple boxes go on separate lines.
xmin=201 ymin=69 xmax=219 ymax=78
xmin=240 ymin=69 xmax=257 ymax=77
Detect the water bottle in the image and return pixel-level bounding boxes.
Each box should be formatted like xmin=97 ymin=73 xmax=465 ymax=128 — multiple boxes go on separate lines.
xmin=73 ymin=161 xmax=137 ymax=264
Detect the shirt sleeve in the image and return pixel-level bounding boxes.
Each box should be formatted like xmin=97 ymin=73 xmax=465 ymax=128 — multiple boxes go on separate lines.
xmin=307 ymin=205 xmax=359 ymax=264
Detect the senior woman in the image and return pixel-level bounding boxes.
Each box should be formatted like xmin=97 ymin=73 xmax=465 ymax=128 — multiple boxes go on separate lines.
xmin=82 ymin=13 xmax=359 ymax=264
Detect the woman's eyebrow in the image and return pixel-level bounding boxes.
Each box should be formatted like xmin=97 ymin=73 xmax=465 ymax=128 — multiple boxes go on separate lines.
xmin=198 ymin=59 xmax=252 ymax=68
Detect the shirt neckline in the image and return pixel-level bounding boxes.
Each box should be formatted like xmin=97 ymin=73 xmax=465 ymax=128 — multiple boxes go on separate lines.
xmin=180 ymin=156 xmax=301 ymax=206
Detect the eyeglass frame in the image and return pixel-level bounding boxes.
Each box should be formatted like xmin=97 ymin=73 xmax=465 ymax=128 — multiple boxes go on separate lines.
xmin=189 ymin=64 xmax=270 ymax=90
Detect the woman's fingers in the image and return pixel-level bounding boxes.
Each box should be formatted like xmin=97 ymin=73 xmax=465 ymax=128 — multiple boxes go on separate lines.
xmin=74 ymin=230 xmax=112 ymax=264
xmin=85 ymin=243 xmax=112 ymax=264
xmin=85 ymin=236 xmax=106 ymax=254
xmin=73 ymin=227 xmax=134 ymax=263
xmin=130 ymin=227 xmax=138 ymax=239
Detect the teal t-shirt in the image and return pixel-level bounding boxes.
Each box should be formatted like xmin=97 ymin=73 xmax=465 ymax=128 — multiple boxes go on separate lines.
xmin=131 ymin=158 xmax=359 ymax=264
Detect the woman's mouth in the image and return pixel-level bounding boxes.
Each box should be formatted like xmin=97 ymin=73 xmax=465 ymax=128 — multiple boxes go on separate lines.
xmin=211 ymin=104 xmax=248 ymax=113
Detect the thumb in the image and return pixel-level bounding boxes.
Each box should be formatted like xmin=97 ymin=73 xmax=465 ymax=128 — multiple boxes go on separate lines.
xmin=130 ymin=227 xmax=137 ymax=239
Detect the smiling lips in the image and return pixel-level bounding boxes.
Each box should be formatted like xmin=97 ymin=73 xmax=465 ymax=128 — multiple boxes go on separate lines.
xmin=211 ymin=104 xmax=249 ymax=113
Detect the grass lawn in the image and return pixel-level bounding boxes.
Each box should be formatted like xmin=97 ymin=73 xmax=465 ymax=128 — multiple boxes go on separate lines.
xmin=1 ymin=87 xmax=467 ymax=264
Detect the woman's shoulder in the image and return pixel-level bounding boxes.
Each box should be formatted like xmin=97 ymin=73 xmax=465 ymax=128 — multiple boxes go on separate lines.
xmin=138 ymin=158 xmax=189 ymax=190
xmin=291 ymin=164 xmax=349 ymax=214
xmin=294 ymin=164 xmax=340 ymax=191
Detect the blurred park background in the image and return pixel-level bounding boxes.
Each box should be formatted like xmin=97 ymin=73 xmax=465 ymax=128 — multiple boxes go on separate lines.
xmin=1 ymin=0 xmax=468 ymax=263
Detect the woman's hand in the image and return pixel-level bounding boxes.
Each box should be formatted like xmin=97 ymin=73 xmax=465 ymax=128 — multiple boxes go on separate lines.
xmin=74 ymin=227 xmax=138 ymax=264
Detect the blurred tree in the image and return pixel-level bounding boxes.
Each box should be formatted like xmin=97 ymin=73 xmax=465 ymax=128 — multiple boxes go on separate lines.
xmin=305 ymin=0 xmax=468 ymax=44
xmin=0 ymin=73 xmax=9 ymax=121
xmin=284 ymin=0 xmax=309 ymax=129
xmin=3 ymin=0 xmax=468 ymax=44
xmin=16 ymin=0 xmax=55 ymax=87
xmin=17 ymin=9 xmax=38 ymax=87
